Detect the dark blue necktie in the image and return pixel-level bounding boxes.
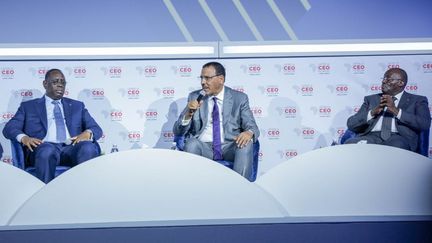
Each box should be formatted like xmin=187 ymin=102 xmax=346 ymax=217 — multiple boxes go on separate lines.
xmin=52 ymin=100 xmax=66 ymax=143
xmin=380 ymin=97 xmax=397 ymax=140
xmin=212 ymin=97 xmax=223 ymax=160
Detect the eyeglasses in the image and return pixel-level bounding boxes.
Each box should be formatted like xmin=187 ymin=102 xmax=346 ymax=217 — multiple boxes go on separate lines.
xmin=199 ymin=74 xmax=221 ymax=82
xmin=48 ymin=79 xmax=67 ymax=86
xmin=381 ymin=77 xmax=402 ymax=83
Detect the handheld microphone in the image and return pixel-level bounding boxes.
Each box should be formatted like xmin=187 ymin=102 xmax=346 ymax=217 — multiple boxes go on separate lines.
xmin=196 ymin=90 xmax=206 ymax=103
xmin=190 ymin=90 xmax=206 ymax=113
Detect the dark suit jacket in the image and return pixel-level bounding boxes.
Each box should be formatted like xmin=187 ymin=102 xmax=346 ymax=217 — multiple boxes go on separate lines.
xmin=3 ymin=96 xmax=103 ymax=143
xmin=173 ymin=86 xmax=260 ymax=142
xmin=347 ymin=92 xmax=431 ymax=151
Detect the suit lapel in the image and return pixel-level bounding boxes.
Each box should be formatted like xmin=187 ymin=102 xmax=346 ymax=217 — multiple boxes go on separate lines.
xmin=36 ymin=97 xmax=48 ymax=131
xmin=223 ymin=87 xmax=233 ymax=129
xmin=397 ymin=92 xmax=410 ymax=110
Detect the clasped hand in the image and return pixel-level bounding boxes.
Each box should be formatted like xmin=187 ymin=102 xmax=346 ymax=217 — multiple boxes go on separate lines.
xmin=371 ymin=94 xmax=399 ymax=117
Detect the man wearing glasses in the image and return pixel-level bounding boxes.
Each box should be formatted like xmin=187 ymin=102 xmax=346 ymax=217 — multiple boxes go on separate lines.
xmin=173 ymin=62 xmax=259 ymax=181
xmin=345 ymin=67 xmax=430 ymax=152
xmin=3 ymin=68 xmax=102 ymax=183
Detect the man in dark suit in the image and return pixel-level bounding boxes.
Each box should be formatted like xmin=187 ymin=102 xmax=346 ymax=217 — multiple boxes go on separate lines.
xmin=173 ymin=62 xmax=259 ymax=181
xmin=3 ymin=69 xmax=102 ymax=183
xmin=345 ymin=67 xmax=431 ymax=152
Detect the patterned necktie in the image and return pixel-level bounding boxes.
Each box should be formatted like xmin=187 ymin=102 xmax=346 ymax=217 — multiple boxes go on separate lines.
xmin=212 ymin=97 xmax=223 ymax=160
xmin=380 ymin=96 xmax=397 ymax=140
xmin=52 ymin=100 xmax=67 ymax=143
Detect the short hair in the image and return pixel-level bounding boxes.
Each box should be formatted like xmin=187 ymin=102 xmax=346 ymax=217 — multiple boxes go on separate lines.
xmin=385 ymin=67 xmax=408 ymax=84
xmin=202 ymin=62 xmax=226 ymax=78
xmin=44 ymin=68 xmax=64 ymax=81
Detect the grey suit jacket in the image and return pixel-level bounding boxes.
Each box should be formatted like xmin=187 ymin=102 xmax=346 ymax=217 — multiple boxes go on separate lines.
xmin=347 ymin=92 xmax=431 ymax=151
xmin=173 ymin=86 xmax=260 ymax=142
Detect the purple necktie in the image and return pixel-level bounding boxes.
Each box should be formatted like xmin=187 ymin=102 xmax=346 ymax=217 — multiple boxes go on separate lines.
xmin=212 ymin=97 xmax=223 ymax=160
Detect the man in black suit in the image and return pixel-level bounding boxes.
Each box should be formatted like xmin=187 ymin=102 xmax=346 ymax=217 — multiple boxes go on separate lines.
xmin=345 ymin=67 xmax=431 ymax=152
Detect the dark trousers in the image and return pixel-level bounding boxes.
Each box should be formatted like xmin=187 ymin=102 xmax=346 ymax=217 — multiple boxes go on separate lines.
xmin=26 ymin=141 xmax=99 ymax=183
xmin=344 ymin=132 xmax=411 ymax=151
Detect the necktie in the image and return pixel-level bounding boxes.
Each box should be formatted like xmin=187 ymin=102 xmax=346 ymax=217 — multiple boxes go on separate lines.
xmin=212 ymin=97 xmax=223 ymax=160
xmin=380 ymin=97 xmax=396 ymax=140
xmin=52 ymin=100 xmax=67 ymax=143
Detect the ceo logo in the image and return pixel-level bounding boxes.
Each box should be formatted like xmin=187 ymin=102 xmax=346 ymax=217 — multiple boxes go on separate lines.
xmin=405 ymin=84 xmax=418 ymax=92
xmin=422 ymin=63 xmax=432 ymax=73
xmin=19 ymin=90 xmax=34 ymax=98
xmin=1 ymin=68 xmax=15 ymax=79
xmin=370 ymin=84 xmax=382 ymax=92
xmin=302 ymin=128 xmax=315 ymax=139
xmin=282 ymin=64 xmax=296 ymax=75
xmin=319 ymin=106 xmax=332 ymax=117
xmin=101 ymin=66 xmax=122 ymax=78
xmin=127 ymin=88 xmax=140 ymax=99
xmin=71 ymin=67 xmax=87 ymax=78
xmin=144 ymin=65 xmax=157 ymax=77
xmin=145 ymin=110 xmax=158 ymax=121
xmin=280 ymin=106 xmax=297 ymax=118
xmin=162 ymin=131 xmax=175 ymax=142
xmin=110 ymin=110 xmax=123 ymax=121
xmin=174 ymin=65 xmax=193 ymax=77
xmin=387 ymin=64 xmax=400 ymax=69
xmin=266 ymin=128 xmax=280 ymax=139
xmin=128 ymin=131 xmax=142 ymax=143
xmin=161 ymin=87 xmax=175 ymax=98
xmin=282 ymin=149 xmax=298 ymax=159
xmin=30 ymin=67 xmax=50 ymax=78
xmin=265 ymin=86 xmax=279 ymax=97
xmin=248 ymin=64 xmax=262 ymax=75
xmin=301 ymin=85 xmax=314 ymax=96
xmin=318 ymin=63 xmax=330 ymax=74
xmin=91 ymin=89 xmax=105 ymax=99
xmin=335 ymin=84 xmax=349 ymax=96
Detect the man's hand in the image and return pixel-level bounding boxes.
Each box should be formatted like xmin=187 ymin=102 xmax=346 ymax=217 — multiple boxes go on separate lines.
xmin=185 ymin=100 xmax=203 ymax=119
xmin=71 ymin=130 xmax=92 ymax=145
xmin=371 ymin=95 xmax=399 ymax=117
xmin=234 ymin=130 xmax=253 ymax=148
xmin=381 ymin=94 xmax=399 ymax=116
xmin=21 ymin=136 xmax=43 ymax=152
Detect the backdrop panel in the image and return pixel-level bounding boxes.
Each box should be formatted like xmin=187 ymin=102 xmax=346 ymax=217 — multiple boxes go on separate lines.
xmin=1 ymin=55 xmax=431 ymax=176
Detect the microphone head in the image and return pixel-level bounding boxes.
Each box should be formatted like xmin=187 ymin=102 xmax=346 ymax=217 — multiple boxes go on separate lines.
xmin=197 ymin=90 xmax=206 ymax=102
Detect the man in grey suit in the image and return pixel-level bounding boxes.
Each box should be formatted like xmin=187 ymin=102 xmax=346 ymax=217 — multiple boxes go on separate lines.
xmin=345 ymin=67 xmax=431 ymax=152
xmin=173 ymin=62 xmax=259 ymax=181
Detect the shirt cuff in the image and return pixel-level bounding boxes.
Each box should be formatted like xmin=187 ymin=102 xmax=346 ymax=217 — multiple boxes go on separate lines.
xmin=16 ymin=134 xmax=26 ymax=143
xmin=85 ymin=129 xmax=93 ymax=140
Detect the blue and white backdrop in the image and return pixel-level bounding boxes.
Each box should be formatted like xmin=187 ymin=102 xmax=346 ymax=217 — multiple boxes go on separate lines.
xmin=1 ymin=55 xmax=431 ymax=175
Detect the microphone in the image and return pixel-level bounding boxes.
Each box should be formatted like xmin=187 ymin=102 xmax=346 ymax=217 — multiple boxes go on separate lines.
xmin=196 ymin=90 xmax=206 ymax=103
xmin=190 ymin=90 xmax=206 ymax=113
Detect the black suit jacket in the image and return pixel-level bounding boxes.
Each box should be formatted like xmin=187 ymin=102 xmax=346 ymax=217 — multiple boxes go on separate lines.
xmin=347 ymin=92 xmax=431 ymax=151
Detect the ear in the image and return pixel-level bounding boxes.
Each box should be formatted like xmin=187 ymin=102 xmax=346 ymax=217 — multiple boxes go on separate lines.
xmin=42 ymin=80 xmax=48 ymax=88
